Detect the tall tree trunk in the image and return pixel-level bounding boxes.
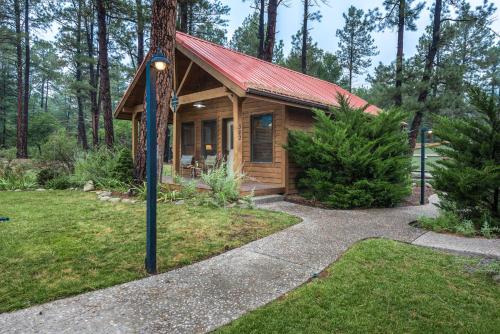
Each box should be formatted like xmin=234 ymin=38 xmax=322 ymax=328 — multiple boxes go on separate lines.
xmin=394 ymin=0 xmax=405 ymax=107
xmin=136 ymin=0 xmax=144 ymax=66
xmin=15 ymin=0 xmax=25 ymax=157
xmin=40 ymin=77 xmax=45 ymax=109
xmin=44 ymin=78 xmax=49 ymax=112
xmin=0 ymin=66 xmax=5 ymax=147
xmin=85 ymin=6 xmax=99 ymax=147
xmin=97 ymin=0 xmax=114 ymax=148
xmin=301 ymin=0 xmax=308 ymax=74
xmin=257 ymin=0 xmax=265 ymax=59
xmin=179 ymin=0 xmax=188 ymax=33
xmin=408 ymin=0 xmax=442 ymax=149
xmin=76 ymin=0 xmax=88 ymax=150
xmin=20 ymin=0 xmax=29 ymax=158
xmin=187 ymin=2 xmax=194 ymax=34
xmin=134 ymin=0 xmax=176 ymax=181
xmin=263 ymin=0 xmax=277 ymax=62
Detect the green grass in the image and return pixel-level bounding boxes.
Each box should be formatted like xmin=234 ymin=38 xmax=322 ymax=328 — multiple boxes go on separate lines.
xmin=218 ymin=239 xmax=500 ymax=334
xmin=0 ymin=190 xmax=299 ymax=313
xmin=412 ymin=147 xmax=441 ymax=172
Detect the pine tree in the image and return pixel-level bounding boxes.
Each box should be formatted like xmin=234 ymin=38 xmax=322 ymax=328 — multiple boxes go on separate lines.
xmin=432 ymin=87 xmax=500 ymax=225
xmin=370 ymin=0 xmax=424 ymax=106
xmin=229 ymin=11 xmax=284 ymax=62
xmin=336 ymin=6 xmax=378 ymax=92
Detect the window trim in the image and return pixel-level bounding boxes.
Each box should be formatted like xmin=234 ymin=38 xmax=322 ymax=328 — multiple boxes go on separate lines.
xmin=250 ymin=113 xmax=274 ymax=163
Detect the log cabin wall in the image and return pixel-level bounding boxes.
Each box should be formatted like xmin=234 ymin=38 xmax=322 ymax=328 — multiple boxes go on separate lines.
xmin=241 ymin=98 xmax=286 ymax=186
xmin=285 ymin=106 xmax=315 ymax=194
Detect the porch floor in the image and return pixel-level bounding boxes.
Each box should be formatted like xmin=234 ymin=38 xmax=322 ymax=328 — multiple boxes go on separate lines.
xmin=162 ymin=175 xmax=285 ymax=196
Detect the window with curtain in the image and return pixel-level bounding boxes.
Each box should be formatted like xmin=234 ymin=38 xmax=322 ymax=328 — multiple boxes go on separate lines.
xmin=202 ymin=119 xmax=217 ymax=158
xmin=181 ymin=122 xmax=195 ymax=156
xmin=251 ymin=113 xmax=273 ymax=163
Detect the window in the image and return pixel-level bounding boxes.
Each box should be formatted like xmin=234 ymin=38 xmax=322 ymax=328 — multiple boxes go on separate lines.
xmin=251 ymin=113 xmax=273 ymax=163
xmin=202 ymin=120 xmax=217 ymax=158
xmin=181 ymin=122 xmax=195 ymax=155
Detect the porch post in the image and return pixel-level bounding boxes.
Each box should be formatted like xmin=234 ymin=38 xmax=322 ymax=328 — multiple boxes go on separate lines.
xmin=231 ymin=94 xmax=243 ymax=174
xmin=172 ymin=111 xmax=178 ymax=177
xmin=131 ymin=112 xmax=139 ymax=162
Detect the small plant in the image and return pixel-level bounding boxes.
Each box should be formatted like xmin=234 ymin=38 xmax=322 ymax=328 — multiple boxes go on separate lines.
xmin=37 ymin=167 xmax=63 ymax=187
xmin=112 ymin=148 xmax=134 ymax=183
xmin=46 ymin=174 xmax=75 ymax=190
xmin=73 ymin=147 xmax=128 ymax=190
xmin=0 ymin=161 xmax=36 ymax=190
xmin=38 ymin=130 xmax=78 ymax=171
xmin=201 ymin=163 xmax=242 ymax=207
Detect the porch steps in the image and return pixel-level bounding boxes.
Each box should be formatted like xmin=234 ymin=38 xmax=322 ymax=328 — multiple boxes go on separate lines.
xmin=252 ymin=194 xmax=284 ymax=205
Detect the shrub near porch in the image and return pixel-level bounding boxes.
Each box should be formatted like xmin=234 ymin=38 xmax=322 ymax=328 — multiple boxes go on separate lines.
xmin=0 ymin=190 xmax=299 ymax=313
xmin=286 ymin=97 xmax=412 ymax=209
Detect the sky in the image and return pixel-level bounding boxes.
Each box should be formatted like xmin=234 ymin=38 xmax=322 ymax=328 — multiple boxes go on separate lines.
xmin=224 ymin=0 xmax=500 ymax=87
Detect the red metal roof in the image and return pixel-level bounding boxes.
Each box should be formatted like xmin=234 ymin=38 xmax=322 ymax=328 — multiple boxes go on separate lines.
xmin=176 ymin=32 xmax=379 ymax=114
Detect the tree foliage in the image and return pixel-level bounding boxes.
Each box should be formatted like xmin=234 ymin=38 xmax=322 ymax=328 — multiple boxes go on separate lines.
xmin=286 ymin=95 xmax=412 ymax=209
xmin=336 ymin=6 xmax=378 ymax=92
xmin=432 ymin=87 xmax=500 ymax=226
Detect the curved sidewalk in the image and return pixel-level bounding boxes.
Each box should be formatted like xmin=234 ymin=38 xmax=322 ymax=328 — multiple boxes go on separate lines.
xmin=1 ymin=197 xmax=498 ymax=334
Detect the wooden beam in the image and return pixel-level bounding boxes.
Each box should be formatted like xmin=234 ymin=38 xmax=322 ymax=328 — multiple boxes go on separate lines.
xmin=176 ymin=61 xmax=193 ymax=95
xmin=113 ymin=50 xmax=151 ymax=118
xmin=124 ymin=104 xmax=144 ymax=114
xmin=178 ymin=87 xmax=228 ymax=105
xmin=230 ymin=93 xmax=243 ymax=174
xmin=131 ymin=112 xmax=139 ymax=162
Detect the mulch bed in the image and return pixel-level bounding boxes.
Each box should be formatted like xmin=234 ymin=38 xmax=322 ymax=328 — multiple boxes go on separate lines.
xmin=285 ymin=185 xmax=435 ymax=209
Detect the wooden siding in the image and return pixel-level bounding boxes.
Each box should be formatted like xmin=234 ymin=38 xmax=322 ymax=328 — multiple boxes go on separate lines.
xmin=285 ymin=107 xmax=315 ymax=193
xmin=241 ymin=98 xmax=285 ymax=186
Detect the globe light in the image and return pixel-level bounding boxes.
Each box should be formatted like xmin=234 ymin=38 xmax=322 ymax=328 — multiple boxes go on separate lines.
xmin=151 ymin=53 xmax=170 ymax=71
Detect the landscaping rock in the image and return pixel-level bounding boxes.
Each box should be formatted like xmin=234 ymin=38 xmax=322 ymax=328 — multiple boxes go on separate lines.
xmin=83 ymin=181 xmax=95 ymax=192
xmin=98 ymin=191 xmax=112 ymax=198
xmin=14 ymin=189 xmax=21 ymax=192
xmin=108 ymin=197 xmax=121 ymax=204
xmin=99 ymin=196 xmax=111 ymax=202
xmin=35 ymin=188 xmax=46 ymax=192
xmin=121 ymin=198 xmax=137 ymax=204
xmin=175 ymin=200 xmax=185 ymax=205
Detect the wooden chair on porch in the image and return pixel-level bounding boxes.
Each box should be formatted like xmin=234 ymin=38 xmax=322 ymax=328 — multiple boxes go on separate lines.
xmin=180 ymin=155 xmax=194 ymax=178
xmin=203 ymin=155 xmax=218 ymax=172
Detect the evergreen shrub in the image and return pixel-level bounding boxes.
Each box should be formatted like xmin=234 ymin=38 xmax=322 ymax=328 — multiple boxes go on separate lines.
xmin=286 ymin=95 xmax=412 ymax=208
xmin=431 ymin=87 xmax=500 ymax=230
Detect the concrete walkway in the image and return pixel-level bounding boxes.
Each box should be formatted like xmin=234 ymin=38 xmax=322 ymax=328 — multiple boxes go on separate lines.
xmin=1 ymin=196 xmax=499 ymax=334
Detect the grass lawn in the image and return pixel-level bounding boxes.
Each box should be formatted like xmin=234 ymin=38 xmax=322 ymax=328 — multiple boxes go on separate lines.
xmin=412 ymin=147 xmax=441 ymax=172
xmin=218 ymin=239 xmax=500 ymax=334
xmin=0 ymin=190 xmax=299 ymax=313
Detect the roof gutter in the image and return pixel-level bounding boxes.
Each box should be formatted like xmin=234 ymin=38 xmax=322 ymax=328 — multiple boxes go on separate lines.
xmin=246 ymin=88 xmax=330 ymax=110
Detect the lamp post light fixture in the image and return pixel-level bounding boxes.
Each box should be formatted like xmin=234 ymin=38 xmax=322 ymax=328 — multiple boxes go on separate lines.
xmin=420 ymin=127 xmax=432 ymax=205
xmin=145 ymin=51 xmax=170 ymax=274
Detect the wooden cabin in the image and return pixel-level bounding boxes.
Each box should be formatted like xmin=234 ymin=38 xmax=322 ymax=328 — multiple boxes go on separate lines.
xmin=114 ymin=32 xmax=379 ymax=196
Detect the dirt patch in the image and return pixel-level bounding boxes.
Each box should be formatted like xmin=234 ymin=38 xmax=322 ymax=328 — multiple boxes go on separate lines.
xmin=285 ymin=185 xmax=434 ymax=209
xmin=400 ymin=185 xmax=434 ymax=206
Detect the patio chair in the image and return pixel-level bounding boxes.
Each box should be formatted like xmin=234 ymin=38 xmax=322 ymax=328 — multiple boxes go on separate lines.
xmin=204 ymin=155 xmax=217 ymax=172
xmin=180 ymin=154 xmax=194 ymax=178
